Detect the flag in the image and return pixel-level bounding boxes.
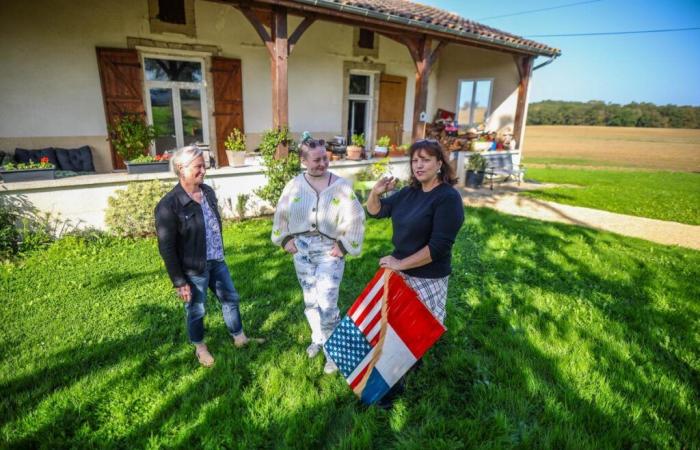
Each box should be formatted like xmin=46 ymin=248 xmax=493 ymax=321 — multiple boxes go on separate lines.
xmin=324 ymin=269 xmax=446 ymax=404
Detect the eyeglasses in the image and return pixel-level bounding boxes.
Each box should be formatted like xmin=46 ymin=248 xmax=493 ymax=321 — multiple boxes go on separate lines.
xmin=304 ymin=139 xmax=326 ymax=149
xmin=414 ymin=139 xmax=439 ymax=145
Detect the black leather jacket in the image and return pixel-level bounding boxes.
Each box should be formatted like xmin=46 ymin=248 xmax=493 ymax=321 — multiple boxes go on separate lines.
xmin=155 ymin=183 xmax=223 ymax=287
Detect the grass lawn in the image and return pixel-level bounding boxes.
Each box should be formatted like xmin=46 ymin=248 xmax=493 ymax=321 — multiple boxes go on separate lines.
xmin=522 ymin=167 xmax=700 ymax=225
xmin=2 ymin=211 xmax=698 ymax=448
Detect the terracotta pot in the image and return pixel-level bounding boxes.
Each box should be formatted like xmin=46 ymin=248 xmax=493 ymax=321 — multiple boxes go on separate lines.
xmin=347 ymin=145 xmax=364 ymax=160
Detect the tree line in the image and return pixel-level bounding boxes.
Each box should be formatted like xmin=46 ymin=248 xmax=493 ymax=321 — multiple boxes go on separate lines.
xmin=527 ymin=100 xmax=700 ymax=129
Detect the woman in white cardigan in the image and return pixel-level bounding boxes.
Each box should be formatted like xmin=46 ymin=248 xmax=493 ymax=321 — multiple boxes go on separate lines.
xmin=272 ymin=135 xmax=365 ymax=374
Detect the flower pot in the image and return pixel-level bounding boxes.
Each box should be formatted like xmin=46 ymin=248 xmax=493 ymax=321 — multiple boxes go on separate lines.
xmin=125 ymin=161 xmax=170 ymax=174
xmin=373 ymin=146 xmax=388 ymax=158
xmin=226 ymin=150 xmax=246 ymax=167
xmin=347 ymin=145 xmax=364 ymax=160
xmin=388 ymin=149 xmax=406 ymax=157
xmin=0 ymin=167 xmax=56 ymax=182
xmin=466 ymin=170 xmax=486 ymax=188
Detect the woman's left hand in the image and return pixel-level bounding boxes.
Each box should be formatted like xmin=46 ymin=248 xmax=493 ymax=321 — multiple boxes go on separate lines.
xmin=379 ymin=255 xmax=403 ymax=271
xmin=329 ymin=243 xmax=344 ymax=258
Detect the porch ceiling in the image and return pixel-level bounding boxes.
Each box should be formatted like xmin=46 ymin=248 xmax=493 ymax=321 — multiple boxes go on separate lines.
xmin=220 ymin=0 xmax=561 ymax=57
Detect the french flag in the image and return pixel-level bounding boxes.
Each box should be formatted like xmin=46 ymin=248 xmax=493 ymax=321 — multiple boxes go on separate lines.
xmin=324 ymin=269 xmax=446 ymax=404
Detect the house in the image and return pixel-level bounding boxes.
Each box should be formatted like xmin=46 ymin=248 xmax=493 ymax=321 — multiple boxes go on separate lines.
xmin=0 ymin=0 xmax=559 ymax=227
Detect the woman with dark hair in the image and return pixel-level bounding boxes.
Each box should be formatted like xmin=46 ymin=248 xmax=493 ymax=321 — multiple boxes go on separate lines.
xmin=366 ymin=139 xmax=464 ymax=406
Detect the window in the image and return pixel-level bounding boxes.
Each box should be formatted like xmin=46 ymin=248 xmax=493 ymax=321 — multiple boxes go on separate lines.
xmin=456 ymin=79 xmax=493 ymax=132
xmin=143 ymin=56 xmax=209 ymax=154
xmin=358 ymin=29 xmax=375 ymax=50
xmin=353 ymin=28 xmax=378 ymax=57
xmin=347 ymin=73 xmax=374 ymax=143
xmin=148 ymin=0 xmax=196 ymax=37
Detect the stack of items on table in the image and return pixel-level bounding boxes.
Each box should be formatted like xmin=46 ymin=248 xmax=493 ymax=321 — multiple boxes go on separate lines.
xmin=424 ymin=109 xmax=517 ymax=152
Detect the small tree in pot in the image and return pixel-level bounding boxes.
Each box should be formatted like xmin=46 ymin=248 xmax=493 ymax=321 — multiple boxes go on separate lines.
xmin=108 ymin=115 xmax=158 ymax=172
xmin=466 ymin=152 xmax=488 ymax=188
xmin=347 ymin=133 xmax=365 ymax=160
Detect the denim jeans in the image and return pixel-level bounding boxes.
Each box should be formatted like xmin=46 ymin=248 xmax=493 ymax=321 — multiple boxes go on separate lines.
xmin=293 ymin=234 xmax=344 ymax=347
xmin=184 ymin=259 xmax=243 ymax=344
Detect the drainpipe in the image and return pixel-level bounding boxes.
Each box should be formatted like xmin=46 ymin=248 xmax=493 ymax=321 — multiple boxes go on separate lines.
xmin=533 ymin=54 xmax=559 ymax=71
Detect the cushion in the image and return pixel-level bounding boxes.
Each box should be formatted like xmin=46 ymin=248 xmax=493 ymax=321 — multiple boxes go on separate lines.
xmin=54 ymin=146 xmax=95 ymax=172
xmin=14 ymin=148 xmax=58 ymax=166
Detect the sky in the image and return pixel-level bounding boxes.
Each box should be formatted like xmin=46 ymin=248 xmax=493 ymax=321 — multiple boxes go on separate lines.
xmin=420 ymin=0 xmax=700 ymax=106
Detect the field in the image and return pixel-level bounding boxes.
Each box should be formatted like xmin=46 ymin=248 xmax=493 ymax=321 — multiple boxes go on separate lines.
xmin=2 ymin=214 xmax=698 ymax=448
xmin=520 ymin=126 xmax=700 ymax=224
xmin=524 ymin=126 xmax=700 ymax=172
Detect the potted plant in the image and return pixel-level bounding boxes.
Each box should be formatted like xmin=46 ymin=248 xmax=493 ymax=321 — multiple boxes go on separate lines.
xmin=124 ymin=153 xmax=172 ymax=174
xmin=0 ymin=157 xmax=56 ymax=183
xmin=466 ymin=152 xmax=488 ymax=188
xmin=224 ymin=128 xmax=247 ymax=167
xmin=374 ymin=135 xmax=390 ymax=158
xmin=388 ymin=143 xmax=405 ymax=157
xmin=108 ymin=115 xmax=160 ymax=174
xmin=353 ymin=157 xmax=391 ymax=192
xmin=347 ymin=133 xmax=365 ymax=160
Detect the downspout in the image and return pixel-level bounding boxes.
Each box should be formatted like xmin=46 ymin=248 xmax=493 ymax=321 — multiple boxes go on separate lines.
xmin=533 ymin=54 xmax=559 ymax=71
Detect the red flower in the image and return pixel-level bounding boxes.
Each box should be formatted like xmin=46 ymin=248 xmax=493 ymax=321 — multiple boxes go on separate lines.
xmin=40 ymin=157 xmax=49 ymax=163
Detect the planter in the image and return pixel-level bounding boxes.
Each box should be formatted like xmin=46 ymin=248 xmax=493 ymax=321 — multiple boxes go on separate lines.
xmin=466 ymin=170 xmax=486 ymax=188
xmin=388 ymin=150 xmax=406 ymax=157
xmin=347 ymin=145 xmax=364 ymax=160
xmin=373 ymin=146 xmax=388 ymax=158
xmin=226 ymin=150 xmax=246 ymax=167
xmin=470 ymin=141 xmax=493 ymax=152
xmin=125 ymin=161 xmax=170 ymax=174
xmin=0 ymin=167 xmax=56 ymax=182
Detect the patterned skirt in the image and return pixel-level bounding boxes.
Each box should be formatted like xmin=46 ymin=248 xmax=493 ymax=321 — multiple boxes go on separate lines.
xmin=402 ymin=273 xmax=449 ymax=324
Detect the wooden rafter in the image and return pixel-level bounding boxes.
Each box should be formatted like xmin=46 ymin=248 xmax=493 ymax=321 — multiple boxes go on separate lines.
xmin=512 ymin=55 xmax=534 ymax=149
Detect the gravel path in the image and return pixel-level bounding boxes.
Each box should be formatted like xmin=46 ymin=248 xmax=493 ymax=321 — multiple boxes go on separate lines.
xmin=459 ymin=182 xmax=700 ymax=250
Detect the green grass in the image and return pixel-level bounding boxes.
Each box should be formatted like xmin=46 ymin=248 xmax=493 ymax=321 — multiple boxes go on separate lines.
xmin=1 ymin=212 xmax=699 ymax=448
xmin=523 ymin=167 xmax=700 ymax=225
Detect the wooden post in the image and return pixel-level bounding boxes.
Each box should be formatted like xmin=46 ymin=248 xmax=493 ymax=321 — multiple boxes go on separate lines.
xmin=397 ymin=35 xmax=446 ymax=141
xmin=512 ymin=55 xmax=534 ymax=151
xmin=237 ymin=5 xmax=315 ymax=158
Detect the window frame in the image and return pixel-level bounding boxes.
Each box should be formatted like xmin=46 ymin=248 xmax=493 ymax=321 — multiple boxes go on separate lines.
xmin=347 ymin=70 xmax=375 ymax=145
xmin=140 ymin=52 xmax=210 ymax=154
xmin=455 ymin=77 xmax=494 ymax=128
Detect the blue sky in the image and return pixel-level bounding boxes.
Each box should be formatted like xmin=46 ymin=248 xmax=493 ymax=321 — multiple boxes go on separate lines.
xmin=420 ymin=0 xmax=700 ymax=106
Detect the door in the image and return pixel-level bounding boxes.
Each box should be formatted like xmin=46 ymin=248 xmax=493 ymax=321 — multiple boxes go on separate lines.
xmin=211 ymin=57 xmax=244 ymax=166
xmin=96 ymin=47 xmax=146 ymax=170
xmin=377 ymin=74 xmax=406 ymax=146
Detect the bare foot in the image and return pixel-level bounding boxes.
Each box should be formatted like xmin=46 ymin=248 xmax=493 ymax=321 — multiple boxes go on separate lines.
xmin=194 ymin=344 xmax=214 ymax=367
xmin=233 ymin=333 xmax=266 ymax=348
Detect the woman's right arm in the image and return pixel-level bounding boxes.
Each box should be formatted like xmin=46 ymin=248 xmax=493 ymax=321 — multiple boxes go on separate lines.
xmin=271 ymin=179 xmax=295 ymax=251
xmin=366 ymin=177 xmax=397 ymax=217
xmin=155 ymin=201 xmax=187 ymax=288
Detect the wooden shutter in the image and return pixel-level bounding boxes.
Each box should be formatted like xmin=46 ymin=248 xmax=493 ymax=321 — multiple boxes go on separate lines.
xmin=377 ymin=74 xmax=407 ymax=145
xmin=96 ymin=47 xmax=146 ymax=170
xmin=211 ymin=57 xmax=244 ymax=166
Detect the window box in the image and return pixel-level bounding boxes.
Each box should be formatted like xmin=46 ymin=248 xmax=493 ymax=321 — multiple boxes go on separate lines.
xmin=125 ymin=161 xmax=170 ymax=174
xmin=0 ymin=167 xmax=56 ymax=183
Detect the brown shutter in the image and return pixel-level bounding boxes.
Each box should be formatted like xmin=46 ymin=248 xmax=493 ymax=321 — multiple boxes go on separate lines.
xmin=211 ymin=57 xmax=244 ymax=166
xmin=96 ymin=47 xmax=146 ymax=170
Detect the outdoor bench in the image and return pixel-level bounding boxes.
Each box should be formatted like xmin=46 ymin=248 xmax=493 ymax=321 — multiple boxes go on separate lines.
xmin=485 ymin=153 xmax=525 ymax=190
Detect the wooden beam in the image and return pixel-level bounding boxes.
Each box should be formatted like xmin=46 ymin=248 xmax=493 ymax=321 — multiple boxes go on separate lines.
xmin=238 ymin=5 xmax=274 ymax=56
xmin=271 ymin=6 xmax=289 ymax=157
xmin=512 ymin=55 xmax=534 ymax=150
xmin=288 ymin=16 xmax=315 ymax=54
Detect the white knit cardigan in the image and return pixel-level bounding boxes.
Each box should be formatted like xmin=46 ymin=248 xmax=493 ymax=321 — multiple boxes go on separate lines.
xmin=271 ymin=173 xmax=365 ymax=256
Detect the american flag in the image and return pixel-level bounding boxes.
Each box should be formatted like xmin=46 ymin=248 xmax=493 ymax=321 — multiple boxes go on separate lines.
xmin=324 ymin=269 xmax=446 ymax=404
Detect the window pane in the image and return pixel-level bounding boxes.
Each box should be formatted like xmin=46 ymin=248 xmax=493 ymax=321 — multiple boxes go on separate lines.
xmin=358 ymin=29 xmax=374 ymax=49
xmin=349 ymin=74 xmax=370 ymax=96
xmin=150 ymin=88 xmax=176 ymax=154
xmin=348 ymin=100 xmax=367 ymax=140
xmin=180 ymin=89 xmax=204 ymax=146
xmin=144 ymin=58 xmax=202 ymax=82
xmin=473 ymin=80 xmax=492 ymax=124
xmin=457 ymin=80 xmax=474 ymax=130
xmin=158 ymin=0 xmax=186 ymax=24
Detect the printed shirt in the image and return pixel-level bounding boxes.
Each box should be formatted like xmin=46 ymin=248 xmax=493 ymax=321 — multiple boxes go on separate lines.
xmin=201 ymin=195 xmax=224 ymax=260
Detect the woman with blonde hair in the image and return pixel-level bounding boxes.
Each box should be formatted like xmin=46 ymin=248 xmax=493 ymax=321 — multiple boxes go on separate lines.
xmin=272 ymin=134 xmax=365 ymax=374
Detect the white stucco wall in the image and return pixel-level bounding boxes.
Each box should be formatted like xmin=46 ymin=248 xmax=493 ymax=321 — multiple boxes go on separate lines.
xmin=0 ymin=0 xmax=522 ymax=173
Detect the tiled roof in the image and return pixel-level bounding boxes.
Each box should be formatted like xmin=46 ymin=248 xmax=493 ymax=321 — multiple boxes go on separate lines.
xmin=299 ymin=0 xmax=560 ymax=56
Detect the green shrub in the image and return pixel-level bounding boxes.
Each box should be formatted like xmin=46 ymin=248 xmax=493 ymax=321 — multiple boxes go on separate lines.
xmin=236 ymin=194 xmax=249 ymax=220
xmin=255 ymin=128 xmax=300 ymax=206
xmin=0 ymin=205 xmax=19 ymax=259
xmin=105 ymin=180 xmax=171 ymax=237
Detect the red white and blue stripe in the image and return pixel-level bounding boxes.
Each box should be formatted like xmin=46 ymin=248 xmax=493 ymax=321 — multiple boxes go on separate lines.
xmin=324 ymin=269 xmax=446 ymax=404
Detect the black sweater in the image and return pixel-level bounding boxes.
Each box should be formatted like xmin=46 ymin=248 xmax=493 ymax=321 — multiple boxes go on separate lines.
xmin=368 ymin=184 xmax=464 ymax=278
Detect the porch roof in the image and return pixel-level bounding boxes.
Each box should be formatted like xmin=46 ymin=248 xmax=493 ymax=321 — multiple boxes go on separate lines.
xmin=284 ymin=0 xmax=561 ymax=57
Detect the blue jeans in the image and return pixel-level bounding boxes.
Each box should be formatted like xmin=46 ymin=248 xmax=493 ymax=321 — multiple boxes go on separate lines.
xmin=184 ymin=259 xmax=243 ymax=344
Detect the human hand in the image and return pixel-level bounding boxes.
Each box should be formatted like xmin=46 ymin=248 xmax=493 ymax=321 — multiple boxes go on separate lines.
xmin=379 ymin=255 xmax=403 ymax=271
xmin=329 ymin=243 xmax=344 ymax=258
xmin=176 ymin=284 xmax=192 ymax=303
xmin=284 ymin=239 xmax=298 ymax=254
xmin=371 ymin=176 xmax=397 ymax=196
